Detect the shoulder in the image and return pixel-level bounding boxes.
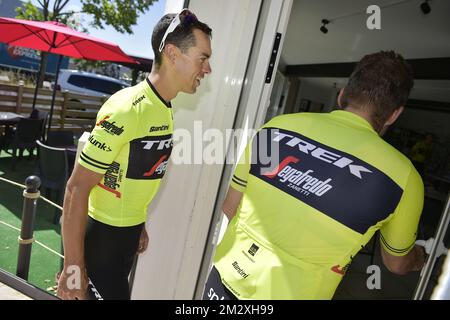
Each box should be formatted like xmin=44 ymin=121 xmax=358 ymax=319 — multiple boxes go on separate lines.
xmin=263 ymin=112 xmax=318 ymax=129
xmin=98 ymin=84 xmax=147 ymax=118
xmin=108 ymin=84 xmax=144 ymax=108
xmin=368 ymin=137 xmax=421 ymax=187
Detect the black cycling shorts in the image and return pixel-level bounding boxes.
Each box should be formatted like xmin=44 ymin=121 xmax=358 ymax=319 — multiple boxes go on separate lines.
xmin=84 ymin=216 xmax=144 ymax=300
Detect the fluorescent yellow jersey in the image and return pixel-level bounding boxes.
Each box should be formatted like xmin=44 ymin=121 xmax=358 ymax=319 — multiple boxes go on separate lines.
xmin=79 ymin=79 xmax=173 ymax=227
xmin=214 ymin=110 xmax=424 ymax=299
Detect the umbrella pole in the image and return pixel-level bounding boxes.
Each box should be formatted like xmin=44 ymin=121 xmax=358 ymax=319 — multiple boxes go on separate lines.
xmin=31 ymin=68 xmax=41 ymax=110
xmin=46 ymin=55 xmax=63 ymax=142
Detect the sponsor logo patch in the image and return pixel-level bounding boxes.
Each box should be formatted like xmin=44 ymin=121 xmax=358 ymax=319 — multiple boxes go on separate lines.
xmin=96 ymin=115 xmax=124 ymax=136
xmin=331 ymin=264 xmax=349 ymax=275
xmin=88 ymin=136 xmax=112 ymax=152
xmin=143 ymin=155 xmax=168 ymax=177
xmin=232 ymin=261 xmax=249 ymax=279
xmin=149 ymin=125 xmax=169 ymax=133
xmin=250 ymin=128 xmax=403 ymax=234
xmin=248 ymin=244 xmax=259 ymax=257
xmin=97 ymin=162 xmax=122 ymax=198
xmin=132 ymin=95 xmax=145 ymax=106
xmin=127 ymin=134 xmax=173 ymax=180
xmin=273 ymin=131 xmax=372 ymax=179
xmin=264 ymin=156 xmax=334 ymax=197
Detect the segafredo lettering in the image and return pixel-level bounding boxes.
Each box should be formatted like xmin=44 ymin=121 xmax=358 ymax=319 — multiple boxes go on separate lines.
xmin=96 ymin=116 xmax=124 ymax=136
xmin=277 ymin=166 xmax=333 ymax=196
xmin=272 ymin=131 xmax=372 ymax=179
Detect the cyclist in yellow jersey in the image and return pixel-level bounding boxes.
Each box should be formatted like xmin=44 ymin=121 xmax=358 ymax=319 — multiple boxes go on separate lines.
xmin=57 ymin=9 xmax=212 ymax=300
xmin=204 ymin=51 xmax=426 ymax=300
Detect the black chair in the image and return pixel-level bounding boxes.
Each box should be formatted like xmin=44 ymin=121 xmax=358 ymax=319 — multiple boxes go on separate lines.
xmin=46 ymin=130 xmax=76 ymax=173
xmin=36 ymin=140 xmax=69 ymax=224
xmin=0 ymin=117 xmax=44 ymax=170
xmin=30 ymin=109 xmax=50 ymax=141
xmin=47 ymin=130 xmax=75 ymax=148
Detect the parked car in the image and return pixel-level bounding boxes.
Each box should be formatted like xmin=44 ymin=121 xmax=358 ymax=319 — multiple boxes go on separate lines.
xmin=55 ymin=69 xmax=130 ymax=98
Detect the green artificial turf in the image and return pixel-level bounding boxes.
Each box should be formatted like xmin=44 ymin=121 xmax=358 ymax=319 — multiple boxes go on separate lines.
xmin=0 ymin=150 xmax=62 ymax=295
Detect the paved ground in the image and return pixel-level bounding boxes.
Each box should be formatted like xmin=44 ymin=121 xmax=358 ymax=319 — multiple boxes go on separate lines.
xmin=0 ymin=281 xmax=31 ymax=300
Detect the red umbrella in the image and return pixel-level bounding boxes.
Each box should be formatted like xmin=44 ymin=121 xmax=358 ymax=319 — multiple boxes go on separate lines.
xmin=0 ymin=17 xmax=138 ymax=136
xmin=0 ymin=17 xmax=137 ymax=63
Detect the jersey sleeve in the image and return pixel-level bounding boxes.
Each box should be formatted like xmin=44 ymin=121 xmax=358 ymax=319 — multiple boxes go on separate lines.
xmin=78 ymin=102 xmax=136 ymax=174
xmin=230 ymin=119 xmax=281 ymax=193
xmin=379 ymin=167 xmax=424 ymax=256
xmin=230 ymin=141 xmax=252 ymax=193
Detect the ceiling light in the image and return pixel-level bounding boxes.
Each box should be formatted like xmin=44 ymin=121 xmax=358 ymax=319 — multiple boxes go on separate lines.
xmin=420 ymin=1 xmax=431 ymax=14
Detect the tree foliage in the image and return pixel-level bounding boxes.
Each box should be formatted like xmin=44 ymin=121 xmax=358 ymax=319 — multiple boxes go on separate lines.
xmin=16 ymin=0 xmax=156 ymax=33
xmin=14 ymin=0 xmax=155 ymax=86
xmin=82 ymin=0 xmax=156 ymax=34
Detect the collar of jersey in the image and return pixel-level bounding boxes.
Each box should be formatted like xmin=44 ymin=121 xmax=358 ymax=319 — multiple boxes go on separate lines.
xmin=144 ymin=78 xmax=172 ymax=108
xmin=330 ymin=110 xmax=376 ymax=134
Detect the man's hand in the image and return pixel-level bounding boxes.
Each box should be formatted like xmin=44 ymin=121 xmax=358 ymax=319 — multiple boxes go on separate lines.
xmin=381 ymin=244 xmax=426 ymax=275
xmin=223 ymin=187 xmax=244 ymax=222
xmin=137 ymin=227 xmax=149 ymax=254
xmin=57 ymin=265 xmax=89 ymax=300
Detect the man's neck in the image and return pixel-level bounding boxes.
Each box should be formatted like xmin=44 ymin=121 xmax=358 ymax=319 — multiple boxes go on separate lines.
xmin=147 ymin=67 xmax=179 ymax=103
xmin=343 ymin=106 xmax=382 ymax=135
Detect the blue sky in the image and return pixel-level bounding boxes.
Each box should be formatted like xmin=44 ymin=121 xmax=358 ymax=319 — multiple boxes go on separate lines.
xmin=31 ymin=0 xmax=166 ymax=59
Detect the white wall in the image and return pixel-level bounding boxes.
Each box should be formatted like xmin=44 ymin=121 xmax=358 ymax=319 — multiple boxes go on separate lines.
xmin=295 ymin=78 xmax=340 ymax=112
xmin=131 ymin=0 xmax=262 ymax=299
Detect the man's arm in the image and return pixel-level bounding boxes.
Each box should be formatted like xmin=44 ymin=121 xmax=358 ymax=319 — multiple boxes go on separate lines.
xmin=222 ymin=186 xmax=243 ymax=222
xmin=380 ymin=244 xmax=425 ymax=275
xmin=57 ymin=163 xmax=103 ymax=300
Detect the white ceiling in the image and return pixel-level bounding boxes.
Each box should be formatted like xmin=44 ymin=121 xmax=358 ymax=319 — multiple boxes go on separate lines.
xmin=281 ymin=0 xmax=450 ymax=66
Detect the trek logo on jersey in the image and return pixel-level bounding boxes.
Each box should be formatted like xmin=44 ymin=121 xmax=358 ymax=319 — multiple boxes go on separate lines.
xmin=96 ymin=115 xmax=124 ymax=136
xmin=273 ymin=131 xmax=372 ymax=179
xmin=251 ymin=128 xmax=404 ymax=234
xmin=264 ymin=156 xmax=334 ymax=197
xmin=149 ymin=125 xmax=169 ymax=133
xmin=140 ymin=138 xmax=173 ymax=150
xmin=132 ymin=95 xmax=145 ymax=106
xmin=88 ymin=136 xmax=112 ymax=152
xmin=97 ymin=162 xmax=122 ymax=198
xmin=127 ymin=134 xmax=173 ymax=180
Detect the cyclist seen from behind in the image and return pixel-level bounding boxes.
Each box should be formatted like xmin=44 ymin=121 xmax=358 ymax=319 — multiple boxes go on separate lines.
xmin=204 ymin=51 xmax=425 ymax=300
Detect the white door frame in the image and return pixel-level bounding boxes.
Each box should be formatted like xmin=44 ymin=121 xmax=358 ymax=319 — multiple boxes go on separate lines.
xmin=193 ymin=0 xmax=293 ymax=299
xmin=131 ymin=0 xmax=271 ymax=299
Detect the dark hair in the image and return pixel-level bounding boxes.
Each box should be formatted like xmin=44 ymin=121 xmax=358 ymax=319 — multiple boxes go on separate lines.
xmin=152 ymin=12 xmax=212 ymax=68
xmin=340 ymin=51 xmax=414 ymax=131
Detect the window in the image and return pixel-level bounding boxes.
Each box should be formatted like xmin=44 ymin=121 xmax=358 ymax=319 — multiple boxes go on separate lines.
xmin=85 ymin=78 xmax=125 ymax=95
xmin=67 ymin=75 xmax=126 ymax=95
xmin=67 ymin=74 xmax=87 ymax=88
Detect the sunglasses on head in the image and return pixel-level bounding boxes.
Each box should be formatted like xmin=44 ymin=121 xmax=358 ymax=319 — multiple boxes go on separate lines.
xmin=158 ymin=9 xmax=198 ymax=53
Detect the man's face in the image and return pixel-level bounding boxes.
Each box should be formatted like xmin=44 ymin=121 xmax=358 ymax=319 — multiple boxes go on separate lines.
xmin=174 ymin=28 xmax=212 ymax=94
